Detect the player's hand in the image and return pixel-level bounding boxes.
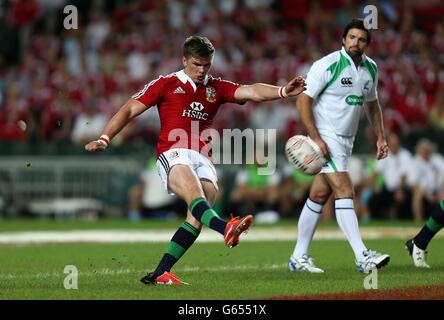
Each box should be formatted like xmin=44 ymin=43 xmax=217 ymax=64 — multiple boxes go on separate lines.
xmin=312 ymin=137 xmax=330 ymax=158
xmin=85 ymin=140 xmax=107 ymax=152
xmin=376 ymin=138 xmax=389 ymax=160
xmin=283 ymin=76 xmax=306 ymax=97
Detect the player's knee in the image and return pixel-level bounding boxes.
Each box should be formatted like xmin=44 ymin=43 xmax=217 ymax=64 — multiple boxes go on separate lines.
xmin=332 ymin=180 xmax=354 ymax=198
xmin=309 ymin=190 xmax=330 ymax=204
xmin=206 ymin=193 xmax=217 ymax=206
xmin=201 ymin=180 xmax=218 ymax=205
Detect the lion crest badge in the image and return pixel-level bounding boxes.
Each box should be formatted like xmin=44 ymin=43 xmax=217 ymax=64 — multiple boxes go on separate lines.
xmin=205 ymin=87 xmax=216 ymax=103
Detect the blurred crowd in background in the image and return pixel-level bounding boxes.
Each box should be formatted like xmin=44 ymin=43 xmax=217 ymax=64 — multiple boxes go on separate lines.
xmin=0 ymin=0 xmax=443 ymax=222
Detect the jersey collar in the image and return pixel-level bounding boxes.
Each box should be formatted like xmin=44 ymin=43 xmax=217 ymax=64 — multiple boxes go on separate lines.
xmin=176 ymin=69 xmax=209 ymax=92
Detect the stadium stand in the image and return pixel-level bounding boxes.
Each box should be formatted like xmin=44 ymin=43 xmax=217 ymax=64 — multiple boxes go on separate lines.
xmin=0 ymin=0 xmax=443 ymax=220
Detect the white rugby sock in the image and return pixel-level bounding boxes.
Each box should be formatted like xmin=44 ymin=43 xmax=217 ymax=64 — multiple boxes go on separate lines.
xmin=291 ymin=198 xmax=323 ymax=260
xmin=335 ymin=198 xmax=367 ymax=261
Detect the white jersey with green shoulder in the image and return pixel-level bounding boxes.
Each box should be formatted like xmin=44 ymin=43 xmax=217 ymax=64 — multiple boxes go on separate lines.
xmin=304 ymin=47 xmax=378 ymax=137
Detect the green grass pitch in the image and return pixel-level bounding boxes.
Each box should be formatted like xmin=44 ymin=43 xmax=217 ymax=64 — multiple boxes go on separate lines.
xmin=0 ymin=219 xmax=443 ymax=299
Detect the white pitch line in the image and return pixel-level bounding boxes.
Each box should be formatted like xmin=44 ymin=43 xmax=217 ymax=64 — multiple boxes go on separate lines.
xmin=0 ymin=227 xmax=439 ymax=244
xmin=0 ymin=264 xmax=288 ymax=280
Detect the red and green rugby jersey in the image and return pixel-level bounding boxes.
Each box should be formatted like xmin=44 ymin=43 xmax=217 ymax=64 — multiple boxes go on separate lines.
xmin=132 ymin=69 xmax=241 ymax=158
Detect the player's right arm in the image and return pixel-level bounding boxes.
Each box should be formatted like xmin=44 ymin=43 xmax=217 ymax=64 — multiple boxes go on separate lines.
xmin=86 ymin=76 xmax=163 ymax=152
xmin=296 ymin=57 xmax=332 ymax=157
xmin=85 ymin=98 xmax=148 ymax=152
xmin=296 ymin=55 xmax=332 ymax=158
xmin=296 ymin=93 xmax=330 ymax=157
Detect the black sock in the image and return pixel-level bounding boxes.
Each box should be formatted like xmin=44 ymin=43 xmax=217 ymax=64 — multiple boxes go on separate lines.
xmin=413 ymin=225 xmax=436 ymax=250
xmin=152 ymin=221 xmax=200 ymax=277
xmin=413 ymin=205 xmax=444 ymax=250
xmin=153 ymin=254 xmax=177 ymax=277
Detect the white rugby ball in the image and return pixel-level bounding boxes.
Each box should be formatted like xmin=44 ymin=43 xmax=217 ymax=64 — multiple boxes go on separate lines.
xmin=285 ymin=135 xmax=326 ymax=175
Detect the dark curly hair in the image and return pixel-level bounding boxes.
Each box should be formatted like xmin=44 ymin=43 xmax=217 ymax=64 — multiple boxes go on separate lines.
xmin=342 ymin=19 xmax=371 ymax=44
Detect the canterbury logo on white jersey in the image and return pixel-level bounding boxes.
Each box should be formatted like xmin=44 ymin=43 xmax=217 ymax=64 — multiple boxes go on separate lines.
xmin=173 ymin=87 xmax=186 ymax=94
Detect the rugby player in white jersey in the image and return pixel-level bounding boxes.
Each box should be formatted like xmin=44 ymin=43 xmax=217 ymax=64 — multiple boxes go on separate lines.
xmin=288 ymin=19 xmax=390 ymax=273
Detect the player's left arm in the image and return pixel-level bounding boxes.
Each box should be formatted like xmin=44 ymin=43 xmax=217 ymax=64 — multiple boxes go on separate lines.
xmin=234 ymin=76 xmax=306 ymax=103
xmin=365 ymin=98 xmax=389 ymax=160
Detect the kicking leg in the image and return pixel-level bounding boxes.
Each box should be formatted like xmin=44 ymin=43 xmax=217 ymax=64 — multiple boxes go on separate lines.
xmin=157 ymin=178 xmax=219 ymax=273
xmin=142 ymin=179 xmax=218 ymax=285
xmin=169 ymin=165 xmax=252 ymax=247
xmin=406 ymin=199 xmax=444 ymax=268
xmin=141 ymin=166 xmax=252 ymax=285
xmin=168 ymin=165 xmax=228 ymax=234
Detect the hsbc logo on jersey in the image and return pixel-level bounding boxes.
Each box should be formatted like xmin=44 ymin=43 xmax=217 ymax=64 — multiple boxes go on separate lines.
xmin=182 ymin=102 xmax=209 ymax=120
xmin=190 ymin=102 xmax=204 ymax=111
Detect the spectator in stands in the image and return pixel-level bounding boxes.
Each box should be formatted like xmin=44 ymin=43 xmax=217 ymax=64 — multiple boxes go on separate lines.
xmin=431 ymin=150 xmax=444 ymax=196
xmin=1 ymin=0 xmax=444 ymax=228
xmin=394 ymin=82 xmax=429 ymax=130
xmin=230 ymin=159 xmax=281 ymax=217
xmin=71 ymin=103 xmax=108 ymax=145
xmin=127 ymin=158 xmax=186 ymax=221
xmin=354 ymin=157 xmax=380 ymax=223
xmin=279 ymin=162 xmax=314 ymax=218
xmin=407 ymin=139 xmax=442 ymax=222
xmin=369 ymin=133 xmax=413 ymax=219
xmin=51 ymin=92 xmax=76 ymax=144
xmin=0 ymin=82 xmax=29 ymax=142
xmin=0 ymin=0 xmax=442 ymax=156
xmin=347 ymin=155 xmax=370 ymax=222
xmin=428 ymin=83 xmax=444 ymax=131
xmin=249 ymin=99 xmax=294 ymax=140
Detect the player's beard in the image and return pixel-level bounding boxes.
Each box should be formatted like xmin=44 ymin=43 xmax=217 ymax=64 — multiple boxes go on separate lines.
xmin=347 ymin=47 xmax=362 ymax=58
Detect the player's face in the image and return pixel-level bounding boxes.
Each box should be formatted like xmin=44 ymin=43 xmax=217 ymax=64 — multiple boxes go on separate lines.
xmin=342 ymin=28 xmax=369 ymax=58
xmin=418 ymin=145 xmax=431 ymax=161
xmin=182 ymin=55 xmax=213 ymax=83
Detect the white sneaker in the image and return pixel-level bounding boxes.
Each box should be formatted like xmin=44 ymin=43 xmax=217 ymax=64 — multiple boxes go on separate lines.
xmin=288 ymin=254 xmax=324 ymax=273
xmin=405 ymin=239 xmax=431 ymax=268
xmin=356 ymin=249 xmax=390 ymax=273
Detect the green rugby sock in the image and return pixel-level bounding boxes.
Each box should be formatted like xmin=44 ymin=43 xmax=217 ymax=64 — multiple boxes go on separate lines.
xmin=153 ymin=221 xmax=200 ymax=276
xmin=189 ymin=197 xmax=227 ymax=235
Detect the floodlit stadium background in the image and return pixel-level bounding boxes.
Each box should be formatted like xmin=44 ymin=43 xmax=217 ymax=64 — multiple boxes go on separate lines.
xmin=0 ymin=0 xmax=443 ymax=223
